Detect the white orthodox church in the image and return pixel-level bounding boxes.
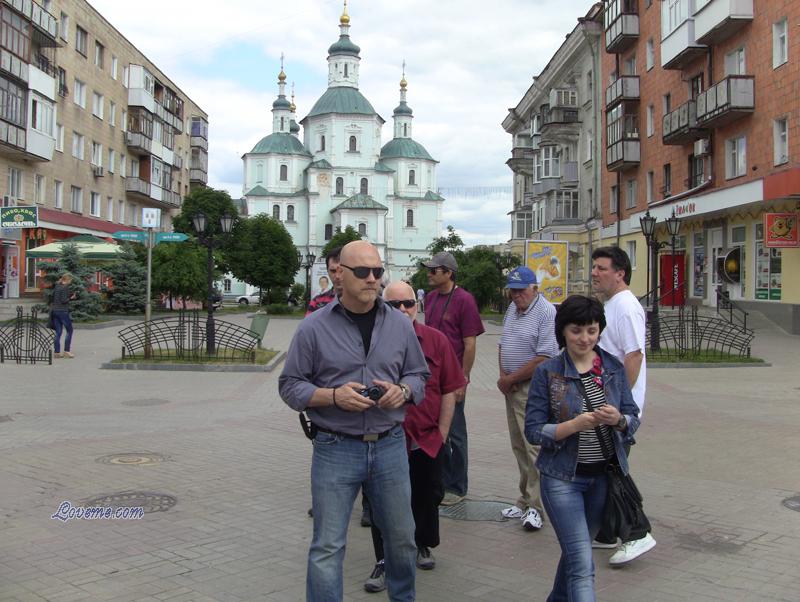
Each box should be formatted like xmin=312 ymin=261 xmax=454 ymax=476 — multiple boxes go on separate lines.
xmin=239 ymin=5 xmax=444 ymax=291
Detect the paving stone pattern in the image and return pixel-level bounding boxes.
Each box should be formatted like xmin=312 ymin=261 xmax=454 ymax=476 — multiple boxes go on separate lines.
xmin=1 ymin=313 xmax=799 ymax=601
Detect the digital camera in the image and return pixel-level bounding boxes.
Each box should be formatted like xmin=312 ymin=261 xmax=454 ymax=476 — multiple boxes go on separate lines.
xmin=359 ymin=385 xmax=385 ymax=401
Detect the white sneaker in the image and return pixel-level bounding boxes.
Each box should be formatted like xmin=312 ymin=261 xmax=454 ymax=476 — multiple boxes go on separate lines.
xmin=609 ymin=533 xmax=656 ymax=566
xmin=501 ymin=505 xmax=524 ymax=519
xmin=592 ymin=539 xmax=620 ymax=549
xmin=521 ymin=508 xmax=543 ymax=531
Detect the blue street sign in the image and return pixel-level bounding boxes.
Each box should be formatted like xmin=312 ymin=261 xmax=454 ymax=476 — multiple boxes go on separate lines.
xmin=112 ymin=231 xmax=146 ymax=242
xmin=156 ymin=232 xmax=189 ymax=243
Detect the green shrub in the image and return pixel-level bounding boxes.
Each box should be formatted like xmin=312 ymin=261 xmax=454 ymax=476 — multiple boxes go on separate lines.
xmin=266 ymin=303 xmax=294 ymax=315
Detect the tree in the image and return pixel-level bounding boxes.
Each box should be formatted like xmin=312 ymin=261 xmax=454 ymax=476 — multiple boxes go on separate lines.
xmin=39 ymin=243 xmax=103 ymax=321
xmin=409 ymin=225 xmax=465 ymax=291
xmin=226 ymin=214 xmax=299 ymax=304
xmin=321 ymin=225 xmax=362 ymax=257
xmin=102 ymin=244 xmax=147 ymax=313
xmin=151 ymin=241 xmax=208 ymax=308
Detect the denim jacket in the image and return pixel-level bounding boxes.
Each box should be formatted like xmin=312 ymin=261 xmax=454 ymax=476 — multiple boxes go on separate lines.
xmin=525 ymin=347 xmax=641 ymax=481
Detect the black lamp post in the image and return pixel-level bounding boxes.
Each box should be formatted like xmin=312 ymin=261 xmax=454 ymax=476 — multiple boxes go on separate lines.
xmin=639 ymin=210 xmax=661 ymax=351
xmin=298 ymin=251 xmax=316 ymax=307
xmin=192 ymin=211 xmax=234 ymax=355
xmin=665 ymin=209 xmax=682 ymax=309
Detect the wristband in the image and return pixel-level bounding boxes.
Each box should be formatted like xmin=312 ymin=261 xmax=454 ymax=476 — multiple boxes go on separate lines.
xmin=332 ymin=387 xmax=339 ymax=408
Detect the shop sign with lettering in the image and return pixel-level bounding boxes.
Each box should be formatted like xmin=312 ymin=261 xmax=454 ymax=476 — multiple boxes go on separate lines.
xmin=0 ymin=206 xmax=38 ymax=228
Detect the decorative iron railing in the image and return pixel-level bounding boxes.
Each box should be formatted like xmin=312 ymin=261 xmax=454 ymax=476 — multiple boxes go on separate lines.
xmin=0 ymin=307 xmax=55 ymax=364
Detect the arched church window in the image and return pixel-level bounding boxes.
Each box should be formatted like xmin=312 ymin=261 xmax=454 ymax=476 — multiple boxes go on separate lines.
xmin=280 ymin=117 xmax=284 ymax=130
xmin=272 ymin=204 xmax=280 ymax=220
xmin=358 ymin=222 xmax=367 ymax=237
xmin=406 ymin=209 xmax=414 ymax=228
xmin=256 ymin=163 xmax=263 ymax=183
xmin=403 ymin=124 xmax=407 ymax=137
xmin=408 ymin=169 xmax=416 ymax=186
xmin=360 ymin=178 xmax=368 ymax=195
xmin=325 ymin=224 xmax=333 ymax=240
xmin=320 ymin=135 xmax=326 ymax=151
xmin=280 ymin=165 xmax=288 ymax=181
xmin=335 ymin=177 xmax=344 ymax=195
xmin=344 ymin=63 xmax=348 ymax=77
xmin=287 ymin=205 xmax=295 ymax=221
xmin=349 ymin=136 xmax=357 ymax=152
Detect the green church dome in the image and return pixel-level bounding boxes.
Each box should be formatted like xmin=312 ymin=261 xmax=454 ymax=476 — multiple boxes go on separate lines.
xmin=272 ymin=96 xmax=292 ymax=110
xmin=328 ymin=35 xmax=361 ymax=56
xmin=380 ymin=138 xmax=434 ymax=161
xmin=249 ymin=132 xmax=311 ymax=156
xmin=393 ymin=101 xmax=413 ymax=116
xmin=306 ymin=87 xmax=377 ymax=118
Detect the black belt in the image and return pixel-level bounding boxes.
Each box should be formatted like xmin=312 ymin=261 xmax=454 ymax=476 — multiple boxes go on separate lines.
xmin=315 ymin=425 xmax=396 ymax=442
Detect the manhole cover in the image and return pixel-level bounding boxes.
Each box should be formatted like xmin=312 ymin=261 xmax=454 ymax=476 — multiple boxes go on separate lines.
xmin=782 ymin=496 xmax=800 ymax=512
xmin=439 ymin=500 xmax=512 ymax=522
xmin=95 ymin=452 xmax=168 ymax=466
xmin=122 ymin=398 xmax=170 ymax=407
xmin=84 ymin=491 xmax=177 ymax=513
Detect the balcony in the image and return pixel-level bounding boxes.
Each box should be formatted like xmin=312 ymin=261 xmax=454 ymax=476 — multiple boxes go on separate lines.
xmin=160 ymin=190 xmax=182 ymax=208
xmin=125 ymin=131 xmax=152 ymax=156
xmin=605 ymin=8 xmax=639 ymax=54
xmin=0 ymin=48 xmax=29 ymax=82
xmin=29 ymin=1 xmax=59 ymax=45
xmin=125 ymin=177 xmax=151 ymax=199
xmin=661 ymin=16 xmax=706 ymax=69
xmin=561 ymin=161 xmax=579 ymax=186
xmin=190 ymin=169 xmax=208 ymax=184
xmin=172 ymin=154 xmax=183 ymax=170
xmin=190 ymin=135 xmax=208 ymax=151
xmin=662 ymin=99 xmax=706 ymax=145
xmin=543 ymin=189 xmax=581 ymax=226
xmin=540 ymin=109 xmax=580 ymax=145
xmin=0 ymin=120 xmax=27 ymax=159
xmin=507 ymin=146 xmax=535 ymax=175
xmin=522 ymin=191 xmax=536 ymax=207
xmin=696 ymin=75 xmax=754 ymax=128
xmin=606 ymin=76 xmax=640 ymax=108
xmin=694 ymin=0 xmax=753 ymax=45
xmin=606 ymin=114 xmax=640 ymax=171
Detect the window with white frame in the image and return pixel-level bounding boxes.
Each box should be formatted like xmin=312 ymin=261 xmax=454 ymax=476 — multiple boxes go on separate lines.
xmin=349 ymin=136 xmax=358 ymax=152
xmin=108 ymin=149 xmax=115 ymax=173
xmin=287 ymin=205 xmax=295 ymax=221
xmin=610 ymin=185 xmax=618 ymax=213
xmin=647 ymin=171 xmax=654 ymax=203
xmin=75 ymin=25 xmax=87 ymax=56
xmin=773 ymin=17 xmax=788 ymax=68
xmin=73 ymin=79 xmax=86 ymax=108
xmin=7 ymin=167 xmax=21 ymax=198
xmin=121 ymin=109 xmax=127 ymax=132
xmin=106 ymin=197 xmax=113 ymax=221
xmin=662 ymin=0 xmax=688 ymax=38
xmin=55 ymin=123 xmax=63 ymax=151
xmin=111 ymin=56 xmax=118 ymax=79
xmin=279 ymin=164 xmax=288 ymax=181
xmin=72 ymin=132 xmax=84 ymax=159
xmin=646 ymin=38 xmax=654 ymax=71
xmin=34 ymin=174 xmax=45 ymax=204
xmin=272 ymin=204 xmax=280 ymax=220
xmin=626 ymin=178 xmax=637 ymax=209
xmin=128 ymin=202 xmax=135 ymax=225
xmin=120 ymin=154 xmax=126 ymax=178
xmin=118 ymin=199 xmax=124 ymax=223
xmin=91 ymin=141 xmax=102 ymax=167
xmin=646 ymin=105 xmax=654 ymax=137
xmin=406 ymin=209 xmax=414 ymax=227
xmin=774 ymin=118 xmax=788 ymax=165
xmin=585 ymin=131 xmax=593 ymax=161
xmin=360 ymin=177 xmax=368 ymax=194
xmin=90 ymin=192 xmax=100 ymax=216
xmin=92 ymin=92 xmax=103 ymax=119
xmin=624 ymin=54 xmax=637 ymax=76
xmin=70 ymin=186 xmax=82 ymax=212
xmin=94 ymin=41 xmax=104 ymax=68
xmin=408 ymin=169 xmax=416 ymax=185
xmin=358 ymin=222 xmax=367 ymax=236
xmin=54 ymin=180 xmax=63 ymax=209
xmin=627 ymin=241 xmax=637 ymax=269
xmin=31 ymin=95 xmax=54 ymax=135
xmin=60 ymin=12 xmax=68 ymax=41
xmin=725 ymin=136 xmax=746 ymax=178
xmin=542 ymin=146 xmax=560 ymax=177
xmin=724 ymin=47 xmax=746 ymax=75
xmin=335 ymin=177 xmax=344 ymax=195
xmin=123 ymin=65 xmax=129 ymax=88
xmin=109 ymin=101 xmax=116 ymax=127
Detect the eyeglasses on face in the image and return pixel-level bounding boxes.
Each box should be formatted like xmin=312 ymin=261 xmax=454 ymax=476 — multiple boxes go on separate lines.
xmin=428 ymin=267 xmax=449 ymax=275
xmin=340 ymin=264 xmax=385 ymax=279
xmin=386 ymin=299 xmax=416 ymax=309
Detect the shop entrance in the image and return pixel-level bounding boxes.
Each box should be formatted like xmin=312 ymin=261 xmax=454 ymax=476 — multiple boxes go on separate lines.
xmin=2 ymin=244 xmax=19 ymax=298
xmin=706 ymin=227 xmax=724 ymax=306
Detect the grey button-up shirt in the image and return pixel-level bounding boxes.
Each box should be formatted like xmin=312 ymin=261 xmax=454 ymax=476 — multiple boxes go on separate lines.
xmin=279 ymin=297 xmax=430 ymax=435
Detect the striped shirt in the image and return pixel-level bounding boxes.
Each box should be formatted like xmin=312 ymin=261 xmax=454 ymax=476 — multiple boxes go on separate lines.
xmin=577 ymin=372 xmax=614 ymax=464
xmin=499 ymin=294 xmax=558 ymax=374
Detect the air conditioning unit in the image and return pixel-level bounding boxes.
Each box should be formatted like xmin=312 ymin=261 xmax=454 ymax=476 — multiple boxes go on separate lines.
xmin=694 ymin=138 xmax=711 ymax=156
xmin=92 ymin=166 xmax=104 ymax=177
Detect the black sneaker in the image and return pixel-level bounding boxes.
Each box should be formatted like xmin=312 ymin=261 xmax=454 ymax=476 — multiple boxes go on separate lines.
xmin=416 ymin=546 xmax=436 ymax=570
xmin=364 ymin=562 xmax=386 ymax=593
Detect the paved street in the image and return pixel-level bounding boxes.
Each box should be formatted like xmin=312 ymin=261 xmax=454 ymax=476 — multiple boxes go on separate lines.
xmin=1 ymin=312 xmax=799 ymax=601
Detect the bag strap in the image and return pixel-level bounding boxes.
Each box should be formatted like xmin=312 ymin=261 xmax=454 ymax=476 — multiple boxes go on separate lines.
xmin=574 ymin=377 xmax=616 ymax=462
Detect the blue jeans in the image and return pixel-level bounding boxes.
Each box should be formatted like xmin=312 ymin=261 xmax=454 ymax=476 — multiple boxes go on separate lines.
xmin=541 ymin=472 xmax=608 ymax=602
xmin=52 ymin=310 xmax=73 ymax=353
xmin=308 ymin=425 xmax=416 ymax=602
xmin=442 ymin=398 xmax=468 ymax=496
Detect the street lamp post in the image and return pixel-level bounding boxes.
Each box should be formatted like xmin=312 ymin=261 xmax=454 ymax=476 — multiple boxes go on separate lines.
xmin=639 ymin=210 xmax=661 ymax=352
xmin=665 ymin=209 xmax=682 ymax=309
xmin=191 ymin=212 xmax=234 ymax=355
xmin=298 ymin=252 xmax=316 ymax=308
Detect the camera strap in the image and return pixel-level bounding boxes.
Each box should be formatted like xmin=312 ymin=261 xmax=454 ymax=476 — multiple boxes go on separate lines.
xmin=299 ymin=412 xmax=317 ymax=440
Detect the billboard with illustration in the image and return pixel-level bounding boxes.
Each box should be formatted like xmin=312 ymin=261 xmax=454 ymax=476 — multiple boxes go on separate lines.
xmin=525 ymin=240 xmax=569 ymax=304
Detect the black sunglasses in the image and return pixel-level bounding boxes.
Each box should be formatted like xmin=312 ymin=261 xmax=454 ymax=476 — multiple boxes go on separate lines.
xmin=428 ymin=267 xmax=449 ymax=275
xmin=340 ymin=264 xmax=385 ymax=279
xmin=387 ymin=299 xmax=416 ymax=309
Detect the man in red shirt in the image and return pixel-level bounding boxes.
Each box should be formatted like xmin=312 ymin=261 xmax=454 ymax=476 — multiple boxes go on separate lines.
xmin=363 ymin=281 xmax=465 ymax=593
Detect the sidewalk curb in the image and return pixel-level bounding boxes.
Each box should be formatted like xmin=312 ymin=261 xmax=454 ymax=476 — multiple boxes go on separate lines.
xmin=649 ymin=361 xmax=771 ymax=369
xmin=74 ymin=319 xmax=128 ymax=330
xmin=99 ymin=350 xmax=287 ymax=372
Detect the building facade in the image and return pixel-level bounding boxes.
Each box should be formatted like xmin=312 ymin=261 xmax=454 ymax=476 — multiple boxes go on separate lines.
xmin=0 ymin=0 xmax=207 ymax=300
xmin=601 ymin=0 xmax=800 ymax=332
xmin=240 ymin=7 xmax=443 ymax=289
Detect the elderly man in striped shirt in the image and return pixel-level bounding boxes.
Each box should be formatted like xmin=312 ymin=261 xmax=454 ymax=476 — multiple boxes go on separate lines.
xmin=497 ymin=266 xmax=558 ymax=531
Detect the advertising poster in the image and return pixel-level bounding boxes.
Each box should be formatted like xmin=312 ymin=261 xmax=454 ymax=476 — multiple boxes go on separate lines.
xmin=764 ymin=212 xmax=799 ymax=248
xmin=310 ymin=261 xmax=331 ymax=298
xmin=525 ymin=240 xmax=568 ymax=304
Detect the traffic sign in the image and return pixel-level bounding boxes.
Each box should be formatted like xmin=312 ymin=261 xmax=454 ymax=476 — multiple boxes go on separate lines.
xmin=156 ymin=232 xmax=189 ymax=243
xmin=112 ymin=231 xmax=146 ymax=242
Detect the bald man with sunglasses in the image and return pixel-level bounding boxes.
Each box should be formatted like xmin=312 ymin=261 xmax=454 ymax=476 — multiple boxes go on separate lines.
xmin=280 ymin=241 xmax=430 ymax=602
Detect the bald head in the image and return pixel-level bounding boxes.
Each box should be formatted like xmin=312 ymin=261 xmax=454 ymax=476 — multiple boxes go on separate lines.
xmin=340 ymin=240 xmax=380 ymax=265
xmin=383 ymin=280 xmax=418 ymax=321
xmin=338 ymin=240 xmax=383 ymax=313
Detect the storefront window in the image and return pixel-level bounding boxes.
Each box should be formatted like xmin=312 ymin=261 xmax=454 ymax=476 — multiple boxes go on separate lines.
xmin=731 ymin=225 xmax=746 ymax=297
xmin=755 ymin=223 xmax=781 ymax=300
xmin=692 ymin=231 xmax=705 ymax=297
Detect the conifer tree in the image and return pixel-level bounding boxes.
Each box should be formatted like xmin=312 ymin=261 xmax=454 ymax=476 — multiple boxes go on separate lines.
xmin=39 ymin=243 xmax=103 ymax=321
xmin=102 ymin=245 xmax=147 ymax=313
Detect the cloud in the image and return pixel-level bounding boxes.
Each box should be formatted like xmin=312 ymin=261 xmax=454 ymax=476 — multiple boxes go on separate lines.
xmin=91 ymin=0 xmax=596 ymax=244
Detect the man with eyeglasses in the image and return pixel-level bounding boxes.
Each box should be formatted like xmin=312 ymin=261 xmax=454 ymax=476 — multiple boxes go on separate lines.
xmin=362 ymin=281 xmax=465 ymax=593
xmin=280 ymin=240 xmax=429 ymax=602
xmin=497 ymin=266 xmax=557 ymax=531
xmin=420 ymin=251 xmax=485 ymax=506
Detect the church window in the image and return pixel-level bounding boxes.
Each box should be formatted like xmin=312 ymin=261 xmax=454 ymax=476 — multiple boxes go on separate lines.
xmin=360 ymin=177 xmax=368 ymax=194
xmin=358 ymin=222 xmax=367 ymax=237
xmin=280 ymin=164 xmax=288 ymax=181
xmin=280 ymin=117 xmax=285 ymax=130
xmin=344 ymin=63 xmax=348 ymax=77
xmin=320 ymin=135 xmax=326 ymax=151
xmin=325 ymin=223 xmax=333 ymax=240
xmin=406 ymin=209 xmax=414 ymax=227
xmin=335 ymin=177 xmax=344 ymax=195
xmin=349 ymin=136 xmax=357 ymax=152
xmin=272 ymin=204 xmax=280 ymax=220
xmin=256 ymin=162 xmax=263 ymax=183
xmin=287 ymin=205 xmax=295 ymax=221
xmin=223 ymin=279 xmax=232 ymax=293
xmin=403 ymin=124 xmax=407 ymax=137
xmin=408 ymin=169 xmax=416 ymax=185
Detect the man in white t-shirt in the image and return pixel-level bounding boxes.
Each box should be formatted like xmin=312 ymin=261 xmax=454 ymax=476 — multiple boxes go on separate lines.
xmin=590 ymin=246 xmax=656 ymax=565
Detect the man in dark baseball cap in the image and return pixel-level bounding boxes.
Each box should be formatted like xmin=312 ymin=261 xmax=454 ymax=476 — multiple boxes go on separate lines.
xmin=420 ymin=252 xmax=458 ymax=273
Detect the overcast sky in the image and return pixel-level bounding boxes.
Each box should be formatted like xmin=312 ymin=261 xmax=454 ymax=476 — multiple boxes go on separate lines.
xmin=91 ymin=0 xmax=597 ymax=246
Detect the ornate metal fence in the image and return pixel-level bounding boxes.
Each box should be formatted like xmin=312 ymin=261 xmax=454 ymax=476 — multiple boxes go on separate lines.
xmin=117 ymin=310 xmax=259 ymax=362
xmin=0 ymin=307 xmax=55 ymax=364
xmin=646 ymin=305 xmax=754 ymax=360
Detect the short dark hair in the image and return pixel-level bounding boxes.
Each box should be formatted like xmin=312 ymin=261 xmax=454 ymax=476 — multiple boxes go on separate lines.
xmin=554 ymin=295 xmax=606 ymax=349
xmin=325 ymin=246 xmax=343 ymax=270
xmin=591 ymin=245 xmax=632 ymax=285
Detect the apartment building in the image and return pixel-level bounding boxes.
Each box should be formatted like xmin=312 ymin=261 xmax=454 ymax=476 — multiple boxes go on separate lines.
xmin=502 ymin=3 xmax=603 ymax=294
xmin=601 ymin=0 xmax=800 ymax=332
xmin=0 ymin=0 xmax=208 ymax=300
